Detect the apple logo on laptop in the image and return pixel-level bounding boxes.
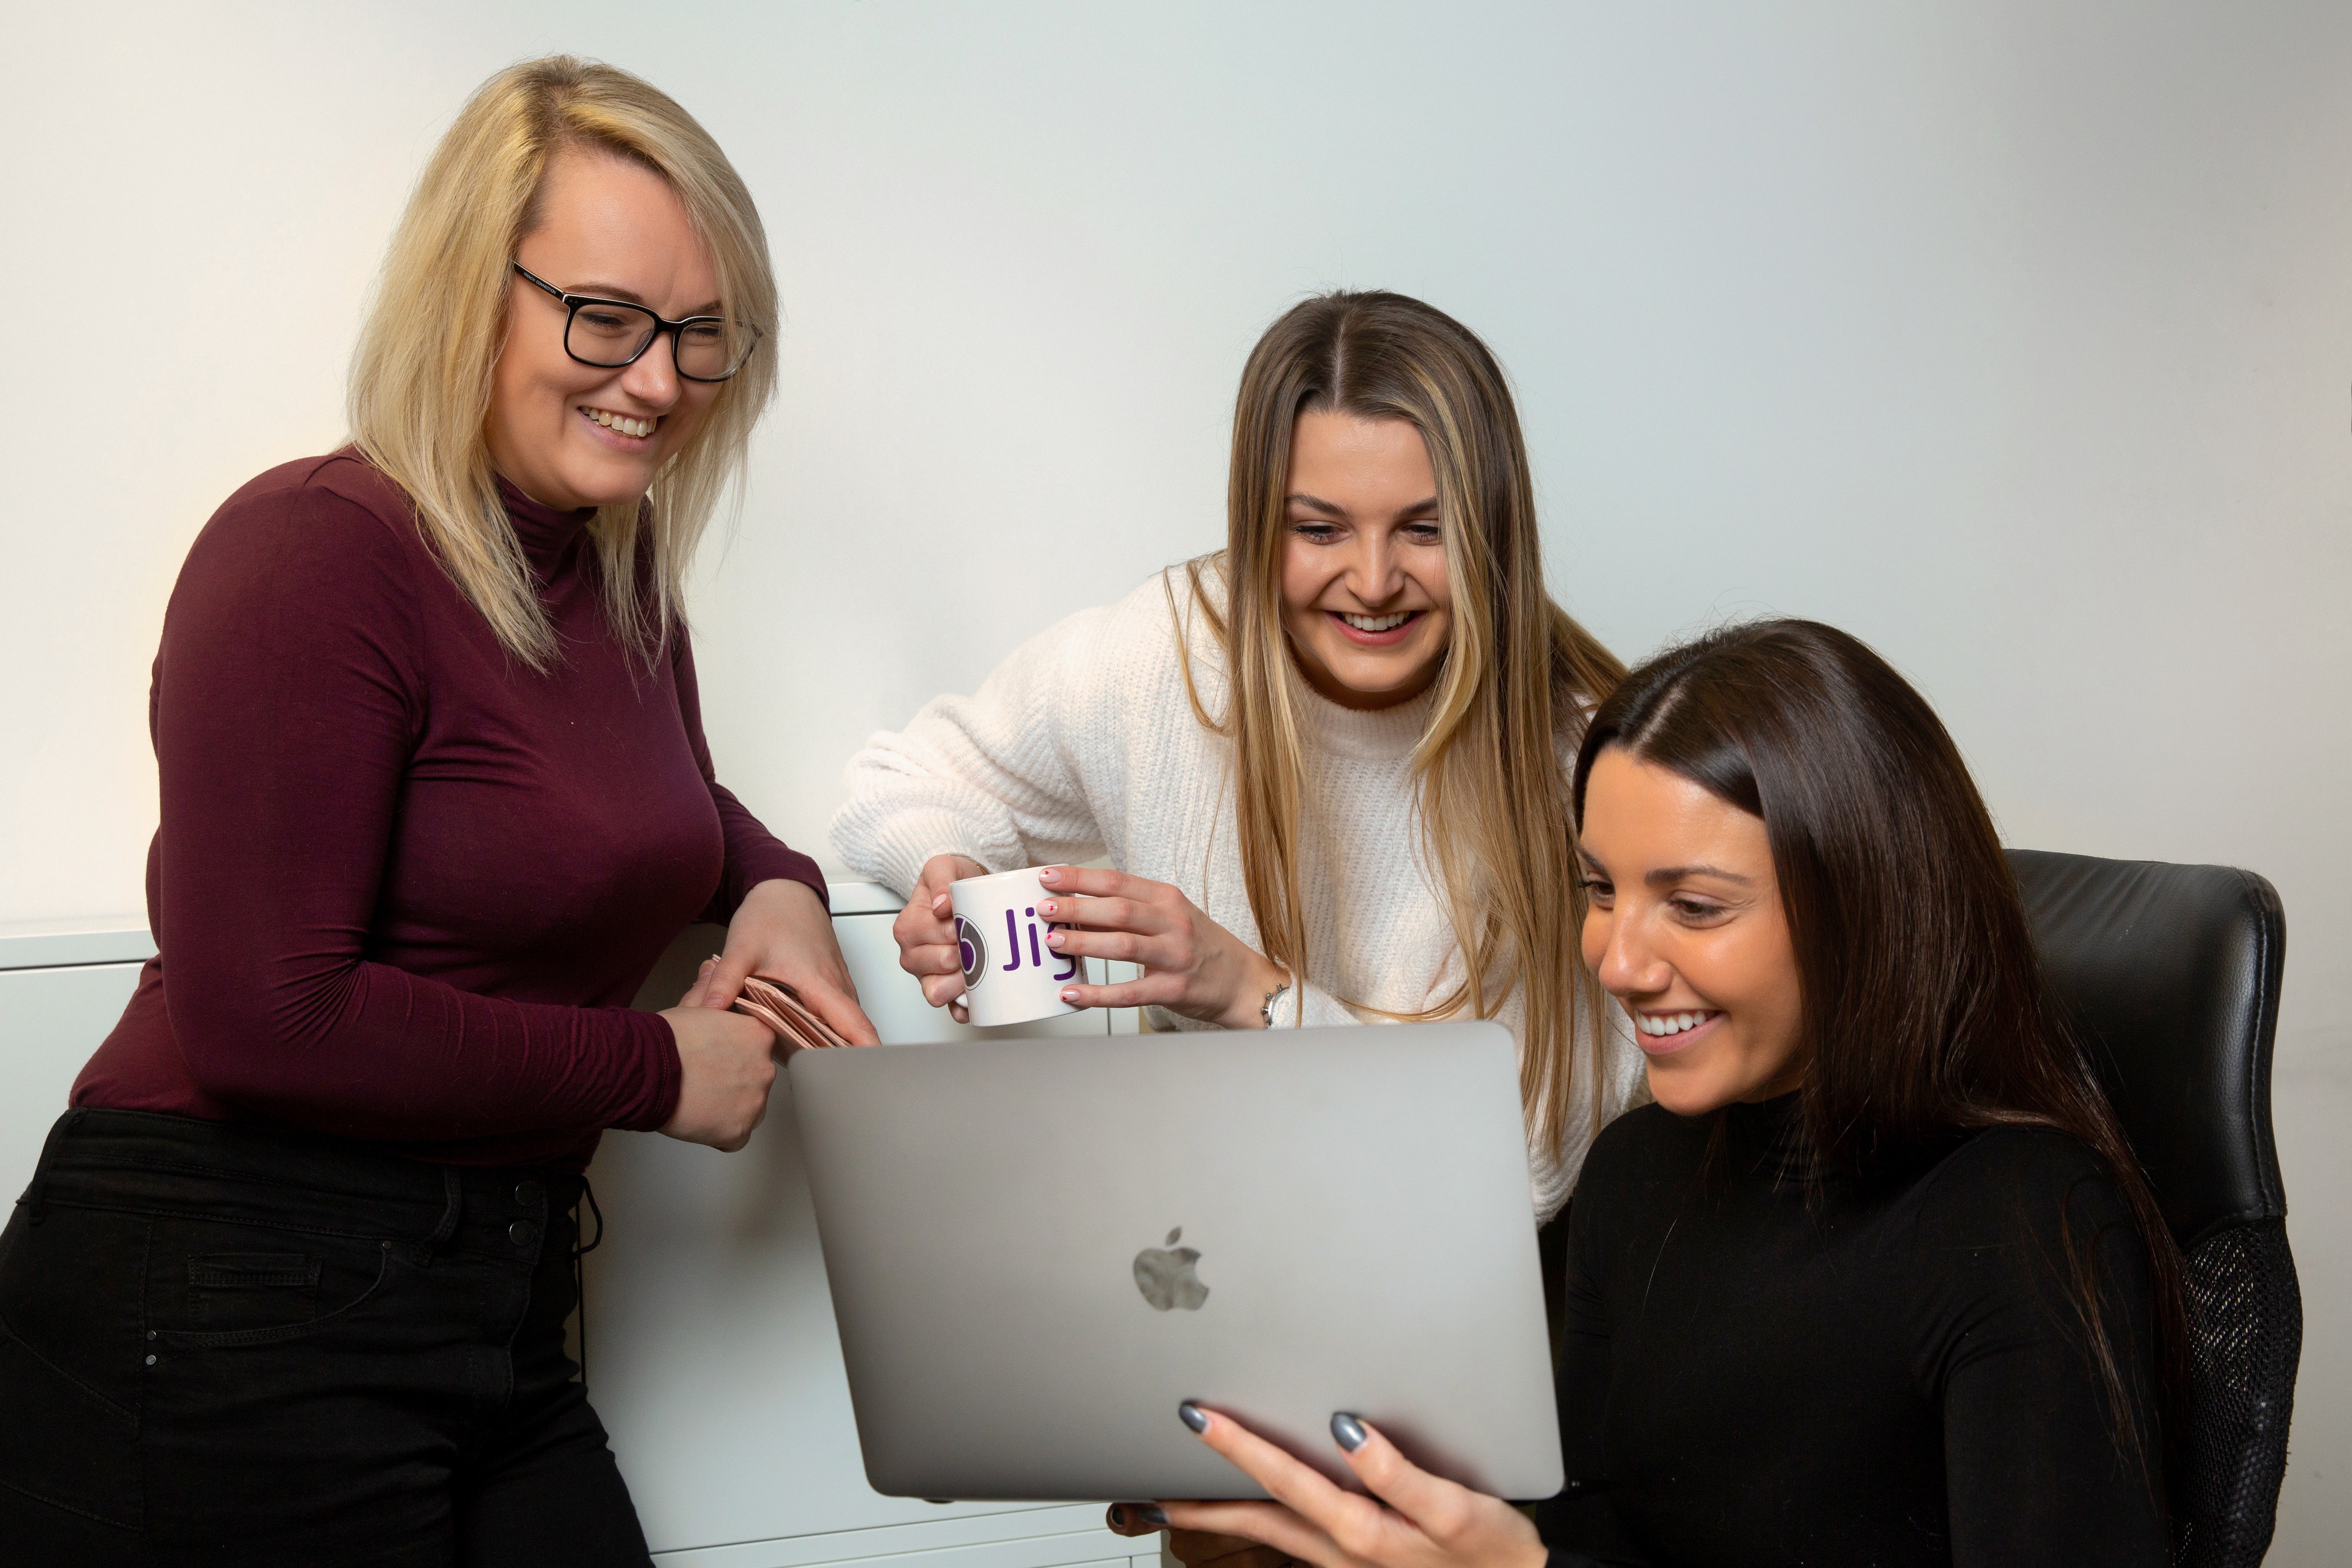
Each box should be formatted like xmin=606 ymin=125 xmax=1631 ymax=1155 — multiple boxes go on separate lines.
xmin=1133 ymin=1227 xmax=1210 ymax=1312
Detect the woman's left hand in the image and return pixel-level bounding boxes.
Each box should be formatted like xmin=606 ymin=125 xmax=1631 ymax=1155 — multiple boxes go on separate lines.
xmin=1034 ymin=866 xmax=1288 ymax=1030
xmin=696 ymin=878 xmax=882 ymax=1045
xmin=1106 ymin=1404 xmax=1547 ymax=1568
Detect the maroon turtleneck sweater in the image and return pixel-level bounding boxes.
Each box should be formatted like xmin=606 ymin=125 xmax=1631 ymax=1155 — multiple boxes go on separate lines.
xmin=73 ymin=451 xmax=826 ymax=1170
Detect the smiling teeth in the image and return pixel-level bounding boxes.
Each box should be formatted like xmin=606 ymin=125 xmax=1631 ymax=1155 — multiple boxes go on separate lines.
xmin=1638 ymin=1010 xmax=1717 ymax=1037
xmin=585 ymin=408 xmax=655 ymax=438
xmin=1340 ymin=612 xmax=1412 ymax=631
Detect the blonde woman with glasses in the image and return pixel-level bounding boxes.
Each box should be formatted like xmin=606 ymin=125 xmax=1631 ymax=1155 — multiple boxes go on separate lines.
xmin=0 ymin=57 xmax=870 ymax=1564
xmin=835 ymin=292 xmax=1642 ymax=1224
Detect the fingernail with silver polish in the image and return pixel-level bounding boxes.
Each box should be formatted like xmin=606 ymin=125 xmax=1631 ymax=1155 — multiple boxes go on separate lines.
xmin=1179 ymin=1401 xmax=1209 ymax=1434
xmin=1331 ymin=1412 xmax=1368 ymax=1451
xmin=1138 ymin=1505 xmax=1169 ymax=1526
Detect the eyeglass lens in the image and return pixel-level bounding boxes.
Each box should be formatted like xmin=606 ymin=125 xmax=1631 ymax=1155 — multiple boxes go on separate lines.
xmin=566 ymin=301 xmax=746 ymax=380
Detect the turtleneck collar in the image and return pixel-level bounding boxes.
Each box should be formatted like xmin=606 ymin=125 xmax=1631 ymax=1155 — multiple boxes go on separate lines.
xmin=1727 ymin=1088 xmax=1802 ymax=1130
xmin=1723 ymin=1090 xmax=1812 ymax=1187
xmin=495 ymin=475 xmax=598 ymax=581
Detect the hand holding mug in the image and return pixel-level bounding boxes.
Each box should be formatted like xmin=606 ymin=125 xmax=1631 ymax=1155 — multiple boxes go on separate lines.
xmin=1034 ymin=866 xmax=1288 ymax=1030
xmin=893 ymin=853 xmax=990 ymax=1021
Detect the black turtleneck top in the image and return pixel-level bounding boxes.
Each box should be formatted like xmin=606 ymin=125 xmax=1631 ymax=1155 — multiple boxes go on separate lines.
xmin=1540 ymin=1095 xmax=2169 ymax=1568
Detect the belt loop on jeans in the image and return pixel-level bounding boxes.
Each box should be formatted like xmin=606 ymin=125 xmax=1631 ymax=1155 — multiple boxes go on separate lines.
xmin=20 ymin=1109 xmax=83 ymax=1226
xmin=418 ymin=1165 xmax=462 ymax=1264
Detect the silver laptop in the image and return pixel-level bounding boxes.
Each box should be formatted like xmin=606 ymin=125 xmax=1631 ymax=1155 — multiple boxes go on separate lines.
xmin=787 ymin=1022 xmax=1563 ymax=1503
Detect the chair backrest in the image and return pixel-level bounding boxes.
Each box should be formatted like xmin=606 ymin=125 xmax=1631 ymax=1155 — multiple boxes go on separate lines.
xmin=2009 ymin=849 xmax=2300 ymax=1568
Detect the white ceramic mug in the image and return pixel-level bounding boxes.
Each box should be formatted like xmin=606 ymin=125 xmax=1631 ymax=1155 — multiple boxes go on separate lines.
xmin=947 ymin=866 xmax=1085 ymax=1029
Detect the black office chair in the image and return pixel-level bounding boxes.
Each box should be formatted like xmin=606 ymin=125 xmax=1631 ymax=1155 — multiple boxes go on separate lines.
xmin=2009 ymin=850 xmax=2301 ymax=1568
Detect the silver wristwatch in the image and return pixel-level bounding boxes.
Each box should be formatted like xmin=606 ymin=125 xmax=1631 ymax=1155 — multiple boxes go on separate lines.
xmin=1259 ymin=980 xmax=1292 ymax=1028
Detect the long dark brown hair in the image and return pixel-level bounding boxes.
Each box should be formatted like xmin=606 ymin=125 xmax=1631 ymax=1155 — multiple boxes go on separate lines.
xmin=1570 ymin=618 xmax=2187 ymax=1481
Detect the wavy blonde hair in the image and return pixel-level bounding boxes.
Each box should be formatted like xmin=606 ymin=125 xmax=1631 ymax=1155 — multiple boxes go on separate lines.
xmin=1174 ymin=291 xmax=1625 ymax=1153
xmin=348 ymin=55 xmax=778 ymax=669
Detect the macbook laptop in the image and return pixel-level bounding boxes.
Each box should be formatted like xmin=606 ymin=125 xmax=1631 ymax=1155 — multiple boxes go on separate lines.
xmin=787 ymin=1022 xmax=1564 ymax=1503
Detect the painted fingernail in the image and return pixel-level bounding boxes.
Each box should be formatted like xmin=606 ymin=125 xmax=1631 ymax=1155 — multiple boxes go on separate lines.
xmin=1046 ymin=930 xmax=1065 ymax=947
xmin=1062 ymin=989 xmax=1080 ymax=1002
xmin=1137 ymin=1505 xmax=1169 ymax=1526
xmin=1178 ymin=1401 xmax=1209 ymax=1434
xmin=1331 ymin=1411 xmax=1368 ymax=1451
xmin=1040 ymin=901 xmax=1057 ymax=916
xmin=1040 ymin=868 xmax=1061 ymax=883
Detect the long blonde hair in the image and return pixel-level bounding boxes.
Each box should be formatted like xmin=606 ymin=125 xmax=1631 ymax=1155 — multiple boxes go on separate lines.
xmin=348 ymin=56 xmax=778 ymax=670
xmin=1175 ymin=291 xmax=1625 ymax=1152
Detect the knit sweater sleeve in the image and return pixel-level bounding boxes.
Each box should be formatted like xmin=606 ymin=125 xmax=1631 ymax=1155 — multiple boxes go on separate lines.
xmin=1280 ymin=981 xmax=1368 ymax=1029
xmin=831 ymin=604 xmax=1120 ymax=895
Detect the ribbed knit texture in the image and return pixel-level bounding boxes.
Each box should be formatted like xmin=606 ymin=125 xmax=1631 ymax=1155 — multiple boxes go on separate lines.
xmin=830 ymin=567 xmax=1643 ymax=1216
xmin=74 ymin=452 xmax=826 ymax=1169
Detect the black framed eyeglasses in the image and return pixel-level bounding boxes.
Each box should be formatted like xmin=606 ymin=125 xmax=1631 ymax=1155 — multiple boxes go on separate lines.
xmin=511 ymin=263 xmax=761 ymax=383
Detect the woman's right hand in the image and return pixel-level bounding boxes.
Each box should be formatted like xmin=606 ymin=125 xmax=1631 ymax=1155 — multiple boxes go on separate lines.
xmin=659 ymin=960 xmax=784 ymax=1151
xmin=892 ymin=853 xmax=989 ymax=1022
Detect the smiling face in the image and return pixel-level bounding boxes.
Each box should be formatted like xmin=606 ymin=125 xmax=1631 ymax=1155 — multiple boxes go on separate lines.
xmin=1277 ymin=409 xmax=1453 ymax=711
xmin=1578 ymin=747 xmax=1807 ymax=1114
xmin=487 ymin=146 xmax=726 ymax=513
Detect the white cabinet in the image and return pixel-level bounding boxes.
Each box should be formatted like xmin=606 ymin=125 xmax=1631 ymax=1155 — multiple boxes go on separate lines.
xmin=0 ymin=894 xmax=1158 ymax=1568
xmin=0 ymin=921 xmax=154 ymax=1204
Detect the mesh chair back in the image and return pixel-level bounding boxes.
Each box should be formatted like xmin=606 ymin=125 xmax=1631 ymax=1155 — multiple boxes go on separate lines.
xmin=2009 ymin=850 xmax=2299 ymax=1568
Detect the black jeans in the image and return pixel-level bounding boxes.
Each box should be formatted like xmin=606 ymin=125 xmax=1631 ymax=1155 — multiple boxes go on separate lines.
xmin=0 ymin=1109 xmax=653 ymax=1567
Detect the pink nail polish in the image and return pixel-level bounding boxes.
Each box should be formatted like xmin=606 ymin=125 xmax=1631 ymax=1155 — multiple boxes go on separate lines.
xmin=1061 ymin=989 xmax=1079 ymax=1002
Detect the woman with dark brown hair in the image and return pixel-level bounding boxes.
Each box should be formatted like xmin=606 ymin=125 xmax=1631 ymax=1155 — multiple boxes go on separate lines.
xmin=1116 ymin=618 xmax=2181 ymax=1567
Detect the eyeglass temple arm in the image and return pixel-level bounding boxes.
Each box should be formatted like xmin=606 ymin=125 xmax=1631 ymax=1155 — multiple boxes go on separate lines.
xmin=511 ymin=263 xmax=569 ymax=302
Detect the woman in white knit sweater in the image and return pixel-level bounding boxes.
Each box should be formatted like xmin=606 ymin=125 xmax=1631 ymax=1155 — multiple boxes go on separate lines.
xmin=830 ymin=291 xmax=1640 ymax=1215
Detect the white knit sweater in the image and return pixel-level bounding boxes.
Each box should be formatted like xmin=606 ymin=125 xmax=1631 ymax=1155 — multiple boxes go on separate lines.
xmin=829 ymin=567 xmax=1643 ymax=1218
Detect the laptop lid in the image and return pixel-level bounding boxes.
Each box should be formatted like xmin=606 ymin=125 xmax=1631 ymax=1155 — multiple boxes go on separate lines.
xmin=787 ymin=1022 xmax=1564 ymax=1502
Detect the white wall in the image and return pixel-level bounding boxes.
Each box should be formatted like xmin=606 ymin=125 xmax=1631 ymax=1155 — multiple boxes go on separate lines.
xmin=5 ymin=2 xmax=2346 ymax=1558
